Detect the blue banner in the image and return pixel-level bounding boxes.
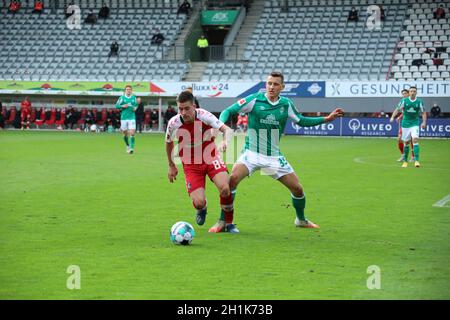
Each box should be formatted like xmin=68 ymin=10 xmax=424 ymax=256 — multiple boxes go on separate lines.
xmin=342 ymin=118 xmax=396 ymax=136
xmin=239 ymin=81 xmax=326 ymax=98
xmin=285 ymin=118 xmax=450 ymax=137
xmin=285 ymin=120 xmax=340 ymax=136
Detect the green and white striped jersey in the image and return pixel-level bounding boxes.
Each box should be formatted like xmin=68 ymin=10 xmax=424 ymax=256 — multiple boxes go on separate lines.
xmin=115 ymin=94 xmax=138 ymax=120
xmin=396 ymin=97 xmax=425 ymax=128
xmin=220 ymin=92 xmax=326 ymax=156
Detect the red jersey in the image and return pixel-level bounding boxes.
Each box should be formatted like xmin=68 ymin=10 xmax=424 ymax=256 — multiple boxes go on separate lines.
xmin=237 ymin=114 xmax=248 ymax=125
xmin=21 ymin=100 xmax=31 ymax=112
xmin=165 ymin=108 xmax=224 ymax=165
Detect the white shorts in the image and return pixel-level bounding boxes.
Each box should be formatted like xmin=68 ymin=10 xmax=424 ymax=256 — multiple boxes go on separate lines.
xmin=401 ymin=126 xmax=419 ymax=142
xmin=236 ymin=149 xmax=294 ymax=180
xmin=120 ymin=120 xmax=136 ymax=131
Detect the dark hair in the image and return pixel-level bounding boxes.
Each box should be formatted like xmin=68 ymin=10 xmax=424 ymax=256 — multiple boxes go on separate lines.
xmin=409 ymin=86 xmax=417 ymax=90
xmin=177 ymin=90 xmax=195 ymax=104
xmin=401 ymin=89 xmax=409 ymax=93
xmin=270 ymin=71 xmax=284 ymax=83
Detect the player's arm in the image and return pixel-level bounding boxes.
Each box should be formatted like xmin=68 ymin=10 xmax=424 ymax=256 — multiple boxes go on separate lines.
xmin=115 ymin=96 xmax=127 ymax=109
xmin=218 ymin=124 xmax=233 ymax=152
xmin=390 ymin=100 xmax=404 ymax=122
xmin=288 ymin=101 xmax=344 ymax=127
xmin=166 ymin=141 xmax=178 ymax=183
xmin=390 ymin=109 xmax=399 ymax=122
xmin=131 ymin=96 xmax=138 ymax=112
xmin=219 ymin=94 xmax=257 ymax=123
xmin=165 ymin=119 xmax=178 ymax=182
xmin=420 ymin=101 xmax=427 ymax=129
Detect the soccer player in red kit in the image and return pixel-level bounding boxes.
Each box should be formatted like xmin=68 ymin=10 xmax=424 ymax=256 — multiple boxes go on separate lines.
xmin=165 ymin=91 xmax=239 ymax=233
xmin=20 ymin=96 xmax=32 ymax=130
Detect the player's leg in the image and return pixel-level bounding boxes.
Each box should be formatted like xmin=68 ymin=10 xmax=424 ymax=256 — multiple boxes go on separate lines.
xmin=411 ymin=127 xmax=420 ymax=167
xmin=185 ymin=164 xmax=208 ymax=225
xmin=410 ymin=139 xmax=415 ymax=162
xmin=397 ymin=129 xmax=404 ymax=161
xmin=129 ymin=127 xmax=136 ymax=153
xmin=128 ymin=120 xmax=136 ymax=153
xmin=211 ymin=170 xmax=239 ymax=233
xmin=190 ymin=188 xmax=207 ymax=213
xmin=278 ymin=172 xmax=319 ymax=228
xmin=121 ymin=120 xmax=130 ymax=152
xmin=21 ymin=113 xmax=25 ymax=130
xmin=401 ymin=127 xmax=411 ymax=167
xmin=123 ymin=130 xmax=130 ymax=153
xmin=209 ymin=163 xmax=249 ymax=233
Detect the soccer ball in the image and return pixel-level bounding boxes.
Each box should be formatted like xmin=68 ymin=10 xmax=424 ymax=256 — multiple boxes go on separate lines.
xmin=170 ymin=221 xmax=195 ymax=245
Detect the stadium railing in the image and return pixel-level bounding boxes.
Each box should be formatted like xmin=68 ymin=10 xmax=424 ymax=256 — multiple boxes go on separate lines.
xmin=209 ymin=45 xmax=239 ymax=61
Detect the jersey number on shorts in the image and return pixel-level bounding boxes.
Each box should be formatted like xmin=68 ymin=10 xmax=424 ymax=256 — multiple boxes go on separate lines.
xmin=212 ymin=159 xmax=225 ymax=170
xmin=278 ymin=157 xmax=288 ymax=168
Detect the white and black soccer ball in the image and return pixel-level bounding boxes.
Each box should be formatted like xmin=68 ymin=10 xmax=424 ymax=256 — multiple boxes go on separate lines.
xmin=170 ymin=221 xmax=195 ymax=245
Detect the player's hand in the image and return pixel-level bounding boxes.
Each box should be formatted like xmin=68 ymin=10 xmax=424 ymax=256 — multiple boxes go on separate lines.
xmin=168 ymin=165 xmax=178 ymax=183
xmin=218 ymin=141 xmax=227 ymax=153
xmin=421 ymin=122 xmax=426 ymax=129
xmin=390 ymin=117 xmax=394 ymax=123
xmin=122 ymin=104 xmax=128 ymax=108
xmin=325 ymin=108 xmax=344 ymax=121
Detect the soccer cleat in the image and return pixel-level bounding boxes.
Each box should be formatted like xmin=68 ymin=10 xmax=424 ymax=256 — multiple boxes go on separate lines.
xmin=129 ymin=149 xmax=134 ymax=154
xmin=401 ymin=162 xmax=408 ymax=168
xmin=295 ymin=217 xmax=320 ymax=228
xmin=397 ymin=155 xmax=405 ymax=162
xmin=195 ymin=208 xmax=207 ymax=225
xmin=409 ymin=157 xmax=415 ymax=163
xmin=126 ymin=146 xmax=131 ymax=154
xmin=226 ymin=223 xmax=240 ymax=233
xmin=414 ymin=161 xmax=420 ymax=168
xmin=208 ymin=220 xmax=226 ymax=233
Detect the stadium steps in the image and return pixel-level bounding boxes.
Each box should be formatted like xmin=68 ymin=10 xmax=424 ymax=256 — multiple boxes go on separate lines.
xmin=225 ymin=0 xmax=266 ymax=61
xmin=183 ymin=62 xmax=208 ymax=81
xmin=164 ymin=4 xmax=202 ymax=61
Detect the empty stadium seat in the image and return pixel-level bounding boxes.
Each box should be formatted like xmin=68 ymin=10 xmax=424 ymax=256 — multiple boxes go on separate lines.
xmin=0 ymin=2 xmax=188 ymax=82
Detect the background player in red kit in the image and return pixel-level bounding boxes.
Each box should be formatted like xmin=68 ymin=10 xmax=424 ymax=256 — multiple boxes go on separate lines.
xmin=165 ymin=91 xmax=238 ymax=232
xmin=20 ymin=96 xmax=32 ymax=130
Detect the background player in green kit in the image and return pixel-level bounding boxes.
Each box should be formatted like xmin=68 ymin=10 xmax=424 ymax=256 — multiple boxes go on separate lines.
xmin=209 ymin=71 xmax=344 ymax=233
xmin=115 ymin=85 xmax=138 ymax=154
xmin=390 ymin=86 xmax=427 ymax=168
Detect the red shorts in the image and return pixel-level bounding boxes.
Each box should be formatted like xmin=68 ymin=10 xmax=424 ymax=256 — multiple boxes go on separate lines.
xmin=183 ymin=157 xmax=227 ymax=194
xmin=21 ymin=110 xmax=30 ymax=121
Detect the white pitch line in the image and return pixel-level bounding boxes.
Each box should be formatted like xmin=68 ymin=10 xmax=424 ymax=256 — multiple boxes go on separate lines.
xmin=353 ymin=157 xmax=450 ymax=171
xmin=433 ymin=195 xmax=450 ymax=208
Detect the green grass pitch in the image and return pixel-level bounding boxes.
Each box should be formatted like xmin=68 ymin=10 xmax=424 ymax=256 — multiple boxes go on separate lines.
xmin=0 ymin=131 xmax=449 ymax=299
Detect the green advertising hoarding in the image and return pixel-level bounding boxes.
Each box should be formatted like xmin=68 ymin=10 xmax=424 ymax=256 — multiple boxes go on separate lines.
xmin=0 ymin=81 xmax=151 ymax=95
xmin=201 ymin=10 xmax=239 ymax=25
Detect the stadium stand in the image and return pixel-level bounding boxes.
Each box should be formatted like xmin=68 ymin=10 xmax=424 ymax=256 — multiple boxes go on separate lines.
xmin=203 ymin=0 xmax=411 ymax=81
xmin=0 ymin=0 xmax=190 ymax=82
xmin=389 ymin=1 xmax=450 ymax=81
xmin=2 ymin=0 xmax=447 ymax=83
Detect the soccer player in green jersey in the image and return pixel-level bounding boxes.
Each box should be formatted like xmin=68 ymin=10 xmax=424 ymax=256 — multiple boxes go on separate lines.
xmin=115 ymin=85 xmax=138 ymax=154
xmin=394 ymin=89 xmax=415 ymax=162
xmin=208 ymin=71 xmax=344 ymax=233
xmin=390 ymin=86 xmax=427 ymax=168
